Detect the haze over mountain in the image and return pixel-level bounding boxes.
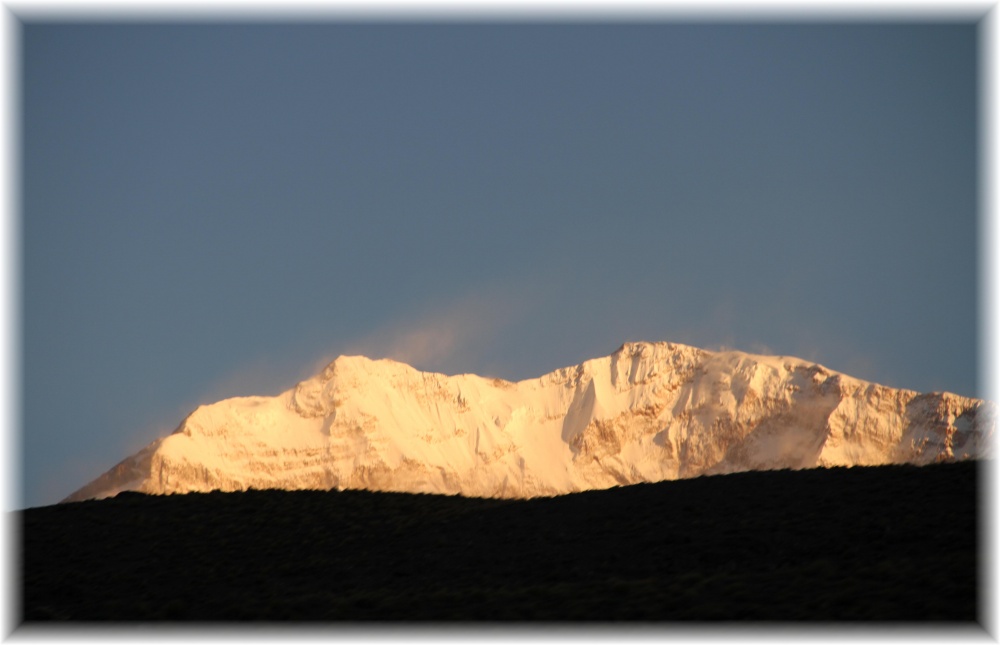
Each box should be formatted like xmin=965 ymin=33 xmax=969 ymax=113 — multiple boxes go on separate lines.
xmin=63 ymin=341 xmax=993 ymax=503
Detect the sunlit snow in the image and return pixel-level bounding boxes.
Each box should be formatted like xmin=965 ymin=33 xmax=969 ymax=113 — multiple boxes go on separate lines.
xmin=63 ymin=341 xmax=995 ymax=503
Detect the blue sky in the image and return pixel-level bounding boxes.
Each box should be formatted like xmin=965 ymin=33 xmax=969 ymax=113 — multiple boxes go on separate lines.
xmin=21 ymin=21 xmax=980 ymax=508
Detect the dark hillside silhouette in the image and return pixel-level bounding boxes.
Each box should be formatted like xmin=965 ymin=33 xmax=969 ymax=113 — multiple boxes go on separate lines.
xmin=22 ymin=460 xmax=980 ymax=621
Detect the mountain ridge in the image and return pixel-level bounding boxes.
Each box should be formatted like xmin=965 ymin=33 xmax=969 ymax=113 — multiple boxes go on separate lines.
xmin=63 ymin=340 xmax=994 ymax=503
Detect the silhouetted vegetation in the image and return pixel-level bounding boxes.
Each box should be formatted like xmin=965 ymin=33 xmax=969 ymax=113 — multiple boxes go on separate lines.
xmin=21 ymin=460 xmax=980 ymax=621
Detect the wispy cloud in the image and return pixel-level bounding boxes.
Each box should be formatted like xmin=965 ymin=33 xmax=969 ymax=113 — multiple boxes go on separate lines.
xmin=326 ymin=282 xmax=540 ymax=376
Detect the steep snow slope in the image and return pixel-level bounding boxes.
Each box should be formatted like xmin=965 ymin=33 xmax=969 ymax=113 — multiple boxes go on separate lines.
xmin=63 ymin=342 xmax=994 ymax=502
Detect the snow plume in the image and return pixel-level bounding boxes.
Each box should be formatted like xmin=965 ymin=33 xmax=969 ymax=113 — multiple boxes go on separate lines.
xmin=342 ymin=286 xmax=532 ymax=375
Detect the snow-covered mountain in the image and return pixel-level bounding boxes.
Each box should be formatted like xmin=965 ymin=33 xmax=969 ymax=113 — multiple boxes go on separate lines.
xmin=63 ymin=341 xmax=994 ymax=503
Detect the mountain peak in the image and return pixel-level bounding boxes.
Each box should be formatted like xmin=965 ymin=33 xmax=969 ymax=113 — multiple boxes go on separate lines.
xmin=63 ymin=341 xmax=994 ymax=503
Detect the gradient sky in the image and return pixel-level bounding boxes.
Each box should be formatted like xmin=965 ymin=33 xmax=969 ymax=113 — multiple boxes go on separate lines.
xmin=21 ymin=20 xmax=980 ymax=509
